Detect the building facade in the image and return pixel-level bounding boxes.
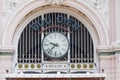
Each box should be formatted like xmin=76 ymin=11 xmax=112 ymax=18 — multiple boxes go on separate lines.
xmin=0 ymin=0 xmax=120 ymax=80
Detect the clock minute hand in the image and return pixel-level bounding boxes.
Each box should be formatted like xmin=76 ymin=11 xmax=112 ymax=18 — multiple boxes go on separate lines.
xmin=48 ymin=45 xmax=56 ymax=54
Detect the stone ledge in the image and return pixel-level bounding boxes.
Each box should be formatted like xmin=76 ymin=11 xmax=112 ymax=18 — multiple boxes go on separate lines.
xmin=98 ymin=51 xmax=120 ymax=56
xmin=0 ymin=52 xmax=13 ymax=56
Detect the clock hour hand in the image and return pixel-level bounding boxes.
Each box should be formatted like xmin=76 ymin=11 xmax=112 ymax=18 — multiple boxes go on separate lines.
xmin=50 ymin=42 xmax=59 ymax=47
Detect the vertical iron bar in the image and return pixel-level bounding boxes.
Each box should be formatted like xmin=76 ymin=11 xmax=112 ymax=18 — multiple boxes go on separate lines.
xmin=29 ymin=23 xmax=31 ymax=63
xmin=67 ymin=15 xmax=70 ymax=63
xmin=38 ymin=17 xmax=40 ymax=63
xmin=35 ymin=18 xmax=37 ymax=63
xmin=84 ymin=27 xmax=86 ymax=63
xmin=20 ymin=33 xmax=22 ymax=63
xmin=90 ymin=36 xmax=92 ymax=63
xmin=41 ymin=14 xmax=44 ymax=63
xmin=26 ymin=27 xmax=27 ymax=63
xmin=78 ymin=22 xmax=80 ymax=63
xmin=87 ymin=31 xmax=89 ymax=63
xmin=75 ymin=19 xmax=77 ymax=63
xmin=72 ymin=17 xmax=75 ymax=62
xmin=32 ymin=20 xmax=34 ymax=63
xmin=81 ymin=23 xmax=83 ymax=63
xmin=22 ymin=28 xmax=24 ymax=63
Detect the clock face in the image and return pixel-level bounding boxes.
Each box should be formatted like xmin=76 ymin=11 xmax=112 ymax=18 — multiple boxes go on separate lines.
xmin=42 ymin=32 xmax=69 ymax=58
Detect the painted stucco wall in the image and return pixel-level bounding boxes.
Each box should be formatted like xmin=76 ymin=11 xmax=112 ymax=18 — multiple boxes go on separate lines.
xmin=0 ymin=0 xmax=120 ymax=80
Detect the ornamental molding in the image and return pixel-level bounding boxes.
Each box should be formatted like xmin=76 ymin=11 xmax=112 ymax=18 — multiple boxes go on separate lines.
xmin=3 ymin=0 xmax=29 ymax=22
xmin=0 ymin=46 xmax=15 ymax=53
xmin=45 ymin=0 xmax=67 ymax=4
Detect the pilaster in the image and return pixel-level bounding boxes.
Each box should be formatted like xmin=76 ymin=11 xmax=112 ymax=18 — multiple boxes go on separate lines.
xmin=115 ymin=0 xmax=120 ymax=44
xmin=0 ymin=0 xmax=3 ymax=45
xmin=109 ymin=0 xmax=115 ymax=43
xmin=114 ymin=51 xmax=120 ymax=80
xmin=0 ymin=52 xmax=13 ymax=80
xmin=109 ymin=0 xmax=120 ymax=45
xmin=99 ymin=52 xmax=115 ymax=80
xmin=99 ymin=51 xmax=120 ymax=80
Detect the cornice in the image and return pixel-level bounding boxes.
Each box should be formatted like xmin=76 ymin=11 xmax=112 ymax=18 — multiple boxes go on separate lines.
xmin=0 ymin=46 xmax=15 ymax=54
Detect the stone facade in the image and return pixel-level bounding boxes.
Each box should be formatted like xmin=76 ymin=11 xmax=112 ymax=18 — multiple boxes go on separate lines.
xmin=0 ymin=0 xmax=120 ymax=80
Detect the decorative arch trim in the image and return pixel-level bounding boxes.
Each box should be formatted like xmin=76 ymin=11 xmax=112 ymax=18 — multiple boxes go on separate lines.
xmin=2 ymin=0 xmax=109 ymax=51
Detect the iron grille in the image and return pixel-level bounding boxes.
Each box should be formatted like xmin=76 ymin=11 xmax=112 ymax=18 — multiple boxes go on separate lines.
xmin=18 ymin=13 xmax=94 ymax=63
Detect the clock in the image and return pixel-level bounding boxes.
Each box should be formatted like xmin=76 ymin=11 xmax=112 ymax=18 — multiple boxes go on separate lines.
xmin=42 ymin=32 xmax=69 ymax=58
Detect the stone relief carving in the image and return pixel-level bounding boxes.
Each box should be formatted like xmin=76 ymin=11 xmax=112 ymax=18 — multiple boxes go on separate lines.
xmin=3 ymin=0 xmax=28 ymax=22
xmin=45 ymin=0 xmax=67 ymax=4
xmin=76 ymin=0 xmax=108 ymax=26
xmin=3 ymin=0 xmax=108 ymax=26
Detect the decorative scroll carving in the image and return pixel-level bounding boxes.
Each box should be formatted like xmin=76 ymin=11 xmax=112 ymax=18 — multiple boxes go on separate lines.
xmin=45 ymin=0 xmax=67 ymax=4
xmin=76 ymin=0 xmax=108 ymax=26
xmin=3 ymin=0 xmax=108 ymax=26
xmin=3 ymin=0 xmax=28 ymax=21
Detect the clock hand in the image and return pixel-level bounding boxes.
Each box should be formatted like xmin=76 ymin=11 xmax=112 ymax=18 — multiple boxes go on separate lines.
xmin=48 ymin=43 xmax=59 ymax=54
xmin=50 ymin=42 xmax=59 ymax=47
xmin=48 ymin=45 xmax=56 ymax=54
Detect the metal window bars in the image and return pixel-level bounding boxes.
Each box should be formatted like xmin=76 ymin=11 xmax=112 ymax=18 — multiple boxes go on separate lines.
xmin=18 ymin=13 xmax=94 ymax=63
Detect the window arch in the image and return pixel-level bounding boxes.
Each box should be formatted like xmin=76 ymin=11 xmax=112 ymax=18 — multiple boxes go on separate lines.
xmin=18 ymin=12 xmax=94 ymax=64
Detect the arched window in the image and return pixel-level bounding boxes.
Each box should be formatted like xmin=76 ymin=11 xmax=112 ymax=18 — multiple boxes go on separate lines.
xmin=18 ymin=13 xmax=94 ymax=72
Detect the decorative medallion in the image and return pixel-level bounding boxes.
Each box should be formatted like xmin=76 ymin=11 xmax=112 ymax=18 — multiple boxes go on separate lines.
xmin=30 ymin=64 xmax=35 ymax=68
xmin=18 ymin=64 xmax=22 ymax=69
xmin=83 ymin=64 xmax=87 ymax=69
xmin=71 ymin=64 xmax=75 ymax=68
xmin=77 ymin=64 xmax=81 ymax=69
xmin=24 ymin=64 xmax=29 ymax=69
xmin=37 ymin=64 xmax=41 ymax=68
xmin=89 ymin=64 xmax=93 ymax=69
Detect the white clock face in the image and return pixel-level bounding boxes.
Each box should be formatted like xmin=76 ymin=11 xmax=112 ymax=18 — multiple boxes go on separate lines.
xmin=42 ymin=32 xmax=69 ymax=58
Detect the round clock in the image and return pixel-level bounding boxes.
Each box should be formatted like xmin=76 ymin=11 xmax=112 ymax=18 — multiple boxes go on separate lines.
xmin=42 ymin=32 xmax=69 ymax=58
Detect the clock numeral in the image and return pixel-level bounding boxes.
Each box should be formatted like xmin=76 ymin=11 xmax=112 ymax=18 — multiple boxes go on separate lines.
xmin=54 ymin=52 xmax=57 ymax=56
xmin=55 ymin=34 xmax=56 ymax=38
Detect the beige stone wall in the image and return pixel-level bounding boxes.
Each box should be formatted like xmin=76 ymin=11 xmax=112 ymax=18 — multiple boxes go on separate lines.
xmin=0 ymin=0 xmax=120 ymax=80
